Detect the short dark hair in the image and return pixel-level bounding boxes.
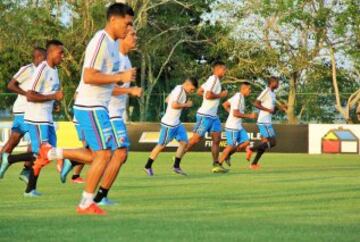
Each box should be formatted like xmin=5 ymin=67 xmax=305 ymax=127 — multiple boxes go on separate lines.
xmin=241 ymin=81 xmax=251 ymax=86
xmin=107 ymin=3 xmax=135 ymax=20
xmin=33 ymin=47 xmax=46 ymax=54
xmin=46 ymin=39 xmax=64 ymax=49
xmin=212 ymin=60 xmax=226 ymax=68
xmin=187 ymin=77 xmax=199 ymax=89
xmin=268 ymin=76 xmax=279 ymax=85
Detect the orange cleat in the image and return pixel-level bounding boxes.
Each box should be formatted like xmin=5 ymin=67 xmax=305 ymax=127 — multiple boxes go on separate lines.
xmin=77 ymin=203 xmax=106 ymax=215
xmin=72 ymin=177 xmax=85 ymax=184
xmin=246 ymin=146 xmax=253 ymax=161
xmin=249 ymin=164 xmax=261 ymax=170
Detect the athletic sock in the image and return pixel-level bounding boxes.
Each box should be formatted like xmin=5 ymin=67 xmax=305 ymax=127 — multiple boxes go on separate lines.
xmin=250 ymin=142 xmax=268 ymax=152
xmin=145 ymin=158 xmax=154 ymax=169
xmin=47 ymin=148 xmax=63 ymax=160
xmin=213 ymin=160 xmax=220 ymax=166
xmin=8 ymin=152 xmax=35 ymax=165
xmin=252 ymin=150 xmax=265 ymax=165
xmin=79 ymin=191 xmax=94 ymax=209
xmin=70 ymin=160 xmax=80 ymax=166
xmin=173 ymin=157 xmax=181 ymax=168
xmin=25 ymin=168 xmax=38 ymax=193
xmin=93 ymin=187 xmax=109 ymax=203
xmin=72 ymin=174 xmax=80 ymax=180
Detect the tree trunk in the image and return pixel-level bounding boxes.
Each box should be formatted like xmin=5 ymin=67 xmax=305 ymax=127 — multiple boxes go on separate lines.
xmin=286 ymin=75 xmax=298 ymax=124
xmin=139 ymin=53 xmax=146 ymax=121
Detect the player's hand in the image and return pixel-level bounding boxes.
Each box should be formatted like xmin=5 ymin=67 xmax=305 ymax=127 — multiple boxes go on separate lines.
xmin=269 ymin=108 xmax=276 ymax=114
xmin=220 ymin=90 xmax=228 ymax=98
xmin=54 ymin=91 xmax=64 ymax=101
xmin=185 ymin=100 xmax=193 ymax=108
xmin=248 ymin=113 xmax=257 ymax=119
xmin=119 ymin=68 xmax=137 ymax=83
xmin=130 ymin=87 xmax=143 ymax=97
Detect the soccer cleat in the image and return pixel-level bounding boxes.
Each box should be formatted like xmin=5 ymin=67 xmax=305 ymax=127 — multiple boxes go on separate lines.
xmin=97 ymin=197 xmax=116 ymax=206
xmin=0 ymin=154 xmax=10 ymax=179
xmin=60 ymin=159 xmax=74 ymax=183
xmin=77 ymin=203 xmax=106 ymax=215
xmin=224 ymin=157 xmax=231 ymax=167
xmin=144 ymin=168 xmax=154 ymax=176
xmin=24 ymin=189 xmax=42 ymax=197
xmin=173 ymin=167 xmax=187 ymax=176
xmin=71 ymin=177 xmax=85 ymax=184
xmin=212 ymin=164 xmax=229 ymax=173
xmin=249 ymin=164 xmax=261 ymax=170
xmin=246 ymin=146 xmax=253 ymax=161
xmin=18 ymin=168 xmax=30 ymax=184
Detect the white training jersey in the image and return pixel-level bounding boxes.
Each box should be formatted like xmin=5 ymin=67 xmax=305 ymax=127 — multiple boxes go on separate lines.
xmin=24 ymin=61 xmax=60 ymax=124
xmin=75 ymin=30 xmax=120 ymax=109
xmin=161 ymin=85 xmax=187 ymax=126
xmin=197 ymin=75 xmax=222 ymax=117
xmin=12 ymin=63 xmax=36 ymax=114
xmin=108 ymin=53 xmax=132 ymax=119
xmin=257 ymin=87 xmax=276 ymax=124
xmin=225 ymin=92 xmax=245 ymax=130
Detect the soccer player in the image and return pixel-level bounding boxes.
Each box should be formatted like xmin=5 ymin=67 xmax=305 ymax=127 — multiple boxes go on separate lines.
xmin=246 ymin=76 xmax=286 ymax=169
xmin=93 ymin=26 xmax=142 ymax=205
xmin=73 ymin=3 xmax=135 ymax=215
xmin=144 ymin=78 xmax=198 ymax=176
xmin=212 ymin=81 xmax=257 ymax=173
xmin=23 ymin=40 xmax=65 ymax=196
xmin=181 ymin=61 xmax=228 ymax=168
xmin=0 ymin=47 xmax=46 ymax=182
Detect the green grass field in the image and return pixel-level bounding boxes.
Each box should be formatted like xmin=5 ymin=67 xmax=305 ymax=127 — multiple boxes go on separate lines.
xmin=0 ymin=153 xmax=359 ymax=242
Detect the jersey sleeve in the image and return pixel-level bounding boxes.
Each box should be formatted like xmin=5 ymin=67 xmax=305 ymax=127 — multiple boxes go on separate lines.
xmin=171 ymin=86 xmax=182 ymax=103
xmin=257 ymin=89 xmax=268 ymax=102
xmin=201 ymin=76 xmax=217 ymax=92
xmin=31 ymin=64 xmax=47 ymax=92
xmin=83 ymin=33 xmax=107 ymax=71
xmin=13 ymin=66 xmax=32 ymax=84
xmin=232 ymin=94 xmax=241 ymax=110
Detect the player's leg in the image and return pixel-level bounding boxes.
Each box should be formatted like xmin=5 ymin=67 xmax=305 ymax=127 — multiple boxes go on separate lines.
xmin=210 ymin=117 xmax=222 ymax=167
xmin=24 ymin=124 xmax=50 ymax=196
xmin=249 ymin=124 xmax=276 ymax=168
xmin=183 ymin=114 xmax=210 ymax=156
xmin=94 ymin=147 xmax=127 ymax=204
xmin=144 ymin=125 xmax=168 ymax=174
xmin=71 ymin=164 xmax=85 ymax=183
xmin=0 ymin=132 xmax=24 ymax=178
xmin=172 ymin=124 xmax=189 ymax=175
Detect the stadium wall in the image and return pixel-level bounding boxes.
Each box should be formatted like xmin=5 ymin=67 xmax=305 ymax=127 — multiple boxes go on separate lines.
xmin=0 ymin=122 xmax=309 ymax=153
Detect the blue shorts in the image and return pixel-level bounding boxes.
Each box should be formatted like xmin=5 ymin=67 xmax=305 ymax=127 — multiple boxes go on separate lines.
xmin=26 ymin=123 xmax=56 ymax=154
xmin=158 ymin=123 xmax=188 ymax=146
xmin=257 ymin=123 xmax=276 ymax=138
xmin=12 ymin=114 xmax=28 ymax=135
xmin=74 ymin=107 xmax=116 ymax=151
xmin=74 ymin=123 xmax=85 ymax=142
xmin=193 ymin=114 xmax=222 ymax=137
xmin=225 ymin=128 xmax=249 ymax=147
xmin=110 ymin=118 xmax=130 ymax=149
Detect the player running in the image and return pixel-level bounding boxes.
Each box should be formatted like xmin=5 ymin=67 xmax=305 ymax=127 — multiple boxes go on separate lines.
xmin=212 ymin=81 xmax=257 ymax=173
xmin=180 ymin=61 xmax=228 ymax=168
xmin=246 ymin=76 xmax=286 ymax=169
xmin=144 ymin=78 xmax=198 ymax=176
xmin=0 ymin=48 xmax=46 ymax=183
xmin=73 ymin=3 xmax=135 ymax=215
xmin=23 ymin=40 xmax=65 ymax=196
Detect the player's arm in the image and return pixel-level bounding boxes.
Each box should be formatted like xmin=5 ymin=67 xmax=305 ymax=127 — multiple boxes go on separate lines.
xmin=112 ymin=86 xmax=143 ymax=97
xmin=172 ymin=100 xmax=193 ymax=109
xmin=26 ymin=90 xmax=63 ymax=103
xmin=222 ymin=101 xmax=231 ymax=112
xmin=276 ymin=102 xmax=287 ymax=112
xmin=254 ymin=100 xmax=274 ymax=113
xmin=233 ymin=109 xmax=257 ymax=119
xmin=83 ymin=68 xmax=136 ymax=85
xmin=7 ymin=79 xmax=27 ymax=95
xmin=197 ymin=87 xmax=204 ymax=97
xmin=205 ymin=90 xmax=228 ymax=100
